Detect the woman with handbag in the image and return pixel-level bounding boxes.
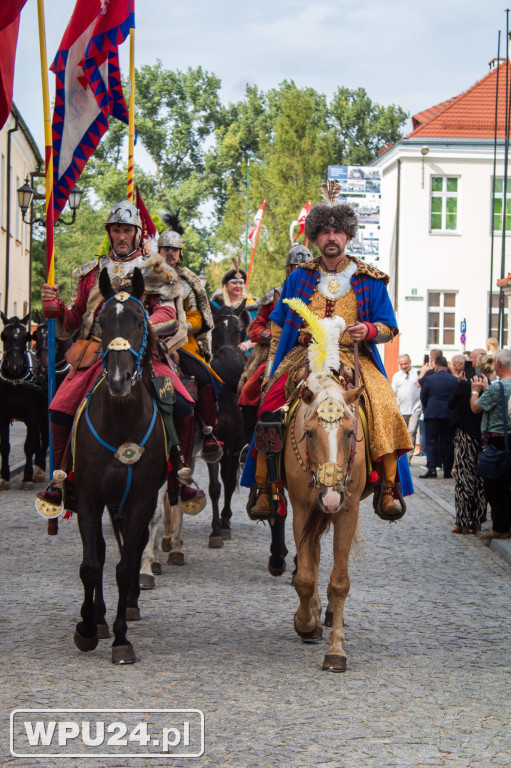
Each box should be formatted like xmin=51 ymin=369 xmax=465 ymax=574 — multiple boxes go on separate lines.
xmin=470 ymin=348 xmax=511 ymax=540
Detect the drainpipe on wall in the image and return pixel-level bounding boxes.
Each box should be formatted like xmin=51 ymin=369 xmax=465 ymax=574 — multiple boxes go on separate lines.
xmin=394 ymin=159 xmax=401 ymax=313
xmin=5 ymin=114 xmax=19 ymax=315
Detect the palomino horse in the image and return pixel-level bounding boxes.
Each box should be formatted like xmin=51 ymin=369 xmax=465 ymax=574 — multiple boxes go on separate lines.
xmin=140 ymin=301 xmax=249 ymax=582
xmin=72 ymin=268 xmax=166 ymax=664
xmin=284 ymin=368 xmax=365 ymax=672
xmin=0 ymin=312 xmax=47 ymax=488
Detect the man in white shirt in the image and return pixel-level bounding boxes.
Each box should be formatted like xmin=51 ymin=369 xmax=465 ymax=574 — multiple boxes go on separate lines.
xmin=392 ymin=354 xmax=420 ymax=456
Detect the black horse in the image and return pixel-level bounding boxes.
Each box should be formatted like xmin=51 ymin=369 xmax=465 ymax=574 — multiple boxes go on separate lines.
xmin=0 ymin=312 xmax=47 ymax=488
xmin=72 ymin=268 xmax=166 ymax=664
xmin=207 ymin=302 xmax=252 ymax=541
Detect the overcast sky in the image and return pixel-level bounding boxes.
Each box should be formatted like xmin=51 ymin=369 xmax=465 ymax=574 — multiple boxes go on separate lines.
xmin=12 ymin=0 xmax=510 ymax=165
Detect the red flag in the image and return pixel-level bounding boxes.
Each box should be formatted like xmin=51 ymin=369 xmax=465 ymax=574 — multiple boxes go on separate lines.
xmin=51 ymin=0 xmax=133 ymax=220
xmin=289 ymin=200 xmax=311 ymax=243
xmin=248 ymin=200 xmax=266 ymax=246
xmin=0 ymin=0 xmax=29 ymax=130
xmin=136 ymin=186 xmax=157 ymax=254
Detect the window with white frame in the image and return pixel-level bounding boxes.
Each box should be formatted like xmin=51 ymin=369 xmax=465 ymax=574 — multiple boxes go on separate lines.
xmin=488 ymin=292 xmax=508 ymax=346
xmin=492 ymin=176 xmax=511 ymax=233
xmin=430 ymin=176 xmax=459 ymax=232
xmin=427 ymin=291 xmax=456 ymax=346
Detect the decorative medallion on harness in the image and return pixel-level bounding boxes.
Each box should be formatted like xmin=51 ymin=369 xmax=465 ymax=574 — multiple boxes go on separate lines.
xmin=317 ymin=398 xmax=344 ymax=424
xmin=108 ymin=337 xmax=131 ymax=351
xmin=114 ymin=442 xmax=145 ymax=465
xmin=317 ymin=462 xmax=344 ymax=487
xmin=115 ymin=291 xmax=131 ymax=302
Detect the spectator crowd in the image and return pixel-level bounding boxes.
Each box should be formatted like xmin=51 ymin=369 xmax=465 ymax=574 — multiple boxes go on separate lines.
xmin=391 ymin=340 xmax=511 ymax=541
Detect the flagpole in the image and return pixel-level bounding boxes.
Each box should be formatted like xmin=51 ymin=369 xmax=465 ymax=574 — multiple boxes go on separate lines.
xmin=244 ymin=160 xmax=250 ymax=271
xmin=127 ymin=17 xmax=135 ymax=201
xmin=37 ymin=0 xmax=56 ymax=476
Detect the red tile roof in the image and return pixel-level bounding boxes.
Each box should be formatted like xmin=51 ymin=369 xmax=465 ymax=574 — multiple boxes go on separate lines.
xmin=408 ymin=61 xmax=510 ymax=139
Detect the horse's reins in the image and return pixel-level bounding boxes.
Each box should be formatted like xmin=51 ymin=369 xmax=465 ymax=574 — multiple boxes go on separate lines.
xmin=100 ymin=292 xmax=149 ymax=385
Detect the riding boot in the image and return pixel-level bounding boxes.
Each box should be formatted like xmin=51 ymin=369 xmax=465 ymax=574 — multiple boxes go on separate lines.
xmin=373 ymin=452 xmax=405 ymax=521
xmin=197 ymin=383 xmax=222 ymax=459
xmin=36 ymin=422 xmax=71 ymax=506
xmin=248 ymin=450 xmax=272 ymax=519
xmin=173 ymin=414 xmax=206 ymax=511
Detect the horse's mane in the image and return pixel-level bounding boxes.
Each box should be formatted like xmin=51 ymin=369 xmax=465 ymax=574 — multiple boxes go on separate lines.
xmin=211 ymin=345 xmax=247 ymax=391
xmin=144 ymin=324 xmax=158 ymax=373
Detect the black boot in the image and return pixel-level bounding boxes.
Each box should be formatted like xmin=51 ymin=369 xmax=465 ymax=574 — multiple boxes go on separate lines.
xmin=197 ymin=383 xmax=223 ymax=461
xmin=173 ymin=414 xmax=206 ymax=514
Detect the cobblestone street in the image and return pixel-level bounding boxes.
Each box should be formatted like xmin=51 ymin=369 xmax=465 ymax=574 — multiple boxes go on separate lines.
xmin=1 ymin=452 xmax=510 ymax=768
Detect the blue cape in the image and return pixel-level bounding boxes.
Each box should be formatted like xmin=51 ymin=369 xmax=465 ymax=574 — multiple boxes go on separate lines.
xmin=241 ymin=265 xmax=413 ymax=496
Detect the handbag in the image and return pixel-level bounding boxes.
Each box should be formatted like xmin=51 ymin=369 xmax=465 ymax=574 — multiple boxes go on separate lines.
xmin=64 ymin=338 xmax=101 ymax=379
xmin=476 ymin=381 xmax=511 ymax=482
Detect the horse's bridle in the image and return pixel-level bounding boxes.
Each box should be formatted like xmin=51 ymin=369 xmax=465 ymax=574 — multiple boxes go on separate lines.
xmin=0 ymin=320 xmax=36 ymax=385
xmin=99 ymin=292 xmax=149 ymax=386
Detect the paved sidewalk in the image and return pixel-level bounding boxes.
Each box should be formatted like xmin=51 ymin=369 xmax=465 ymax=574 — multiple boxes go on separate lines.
xmin=409 ymin=455 xmax=511 ymax=566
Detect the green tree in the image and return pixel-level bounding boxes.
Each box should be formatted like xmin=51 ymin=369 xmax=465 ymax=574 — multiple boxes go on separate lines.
xmin=329 ymin=86 xmax=408 ymax=165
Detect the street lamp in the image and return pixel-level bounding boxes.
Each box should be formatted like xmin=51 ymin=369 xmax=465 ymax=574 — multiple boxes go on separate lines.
xmin=17 ymin=174 xmax=83 ymax=226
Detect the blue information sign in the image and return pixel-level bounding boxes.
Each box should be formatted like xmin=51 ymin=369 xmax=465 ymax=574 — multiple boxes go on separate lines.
xmin=460 ymin=320 xmax=466 ymax=333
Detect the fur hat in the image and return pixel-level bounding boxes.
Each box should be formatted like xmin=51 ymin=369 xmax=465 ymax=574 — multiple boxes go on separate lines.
xmin=221 ymin=267 xmax=247 ymax=285
xmin=305 ymin=180 xmax=358 ymax=241
xmin=139 ymin=253 xmax=183 ymax=300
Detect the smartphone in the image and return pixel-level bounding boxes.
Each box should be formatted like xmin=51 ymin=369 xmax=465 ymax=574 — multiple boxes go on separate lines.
xmin=423 ymin=354 xmax=429 ymax=365
xmin=474 ymin=366 xmax=481 ymax=377
xmin=464 ymin=359 xmax=472 ymax=372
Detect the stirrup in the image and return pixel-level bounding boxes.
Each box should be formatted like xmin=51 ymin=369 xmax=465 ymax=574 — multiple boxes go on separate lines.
xmin=179 ymin=485 xmax=207 ymax=516
xmin=373 ymin=481 xmax=406 ymax=522
xmin=35 ymin=469 xmax=67 ymax=520
xmin=201 ymin=427 xmax=223 ymax=463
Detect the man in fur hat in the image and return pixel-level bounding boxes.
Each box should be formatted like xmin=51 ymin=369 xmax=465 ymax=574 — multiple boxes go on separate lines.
xmin=241 ymin=183 xmax=413 ymax=521
xmin=158 ymin=216 xmax=223 ymax=459
xmin=38 ymin=200 xmax=205 ymax=516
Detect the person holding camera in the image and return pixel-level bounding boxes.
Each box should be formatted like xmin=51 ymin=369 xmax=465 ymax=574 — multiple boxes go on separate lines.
xmin=470 ymin=348 xmax=511 ymax=540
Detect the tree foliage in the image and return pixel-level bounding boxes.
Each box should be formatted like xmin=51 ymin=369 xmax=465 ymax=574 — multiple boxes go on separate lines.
xmin=35 ymin=64 xmax=408 ymax=316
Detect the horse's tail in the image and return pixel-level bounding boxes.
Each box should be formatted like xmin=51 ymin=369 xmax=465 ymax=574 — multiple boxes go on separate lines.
xmin=107 ymin=506 xmax=124 ymax=555
xmin=300 ymin=501 xmax=332 ymax=547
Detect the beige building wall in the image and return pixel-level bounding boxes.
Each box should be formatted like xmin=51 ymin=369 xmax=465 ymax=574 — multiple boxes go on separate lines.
xmin=0 ymin=104 xmax=42 ymax=320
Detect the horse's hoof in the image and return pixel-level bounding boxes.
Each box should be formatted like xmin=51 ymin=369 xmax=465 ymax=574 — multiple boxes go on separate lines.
xmin=96 ymin=623 xmax=111 ymax=639
xmin=74 ymin=629 xmax=99 ymax=652
xmin=220 ymin=527 xmax=231 ymax=540
xmin=268 ymin=559 xmax=286 ymax=577
xmin=322 ymin=654 xmax=347 ymax=672
xmin=161 ymin=537 xmax=171 ymax=552
xmin=324 ymin=610 xmax=333 ymax=627
xmin=294 ymin=615 xmax=323 ymax=643
xmin=33 ymin=467 xmax=46 ymax=483
xmin=167 ymin=551 xmax=185 ymax=566
xmin=20 ymin=481 xmax=34 ymax=490
xmin=0 ymin=479 xmax=10 ymax=491
xmin=126 ymin=607 xmax=141 ymax=621
xmin=208 ymin=535 xmax=224 ymax=549
xmin=112 ymin=644 xmax=136 ymax=664
xmin=139 ymin=573 xmax=155 ymax=590
xmin=151 ymin=561 xmax=162 ymax=575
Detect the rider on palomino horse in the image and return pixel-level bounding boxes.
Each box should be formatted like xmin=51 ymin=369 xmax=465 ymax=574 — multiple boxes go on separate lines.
xmin=238 ymin=244 xmax=314 ymax=445
xmin=241 ymin=181 xmax=414 ymax=521
xmin=157 ymin=214 xmax=223 ymax=461
xmin=37 ymin=200 xmax=206 ymax=514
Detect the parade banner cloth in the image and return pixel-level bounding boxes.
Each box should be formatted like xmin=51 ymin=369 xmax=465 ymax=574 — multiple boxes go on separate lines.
xmin=0 ymin=0 xmax=29 ymax=130
xmin=51 ymin=0 xmax=133 ymax=220
xmin=248 ymin=200 xmax=265 ymax=246
xmin=136 ymin=185 xmax=157 ymax=253
xmin=289 ymin=200 xmax=311 ymax=243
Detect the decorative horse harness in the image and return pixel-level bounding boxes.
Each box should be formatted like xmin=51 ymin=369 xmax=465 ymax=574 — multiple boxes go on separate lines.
xmin=82 ymin=291 xmax=158 ymax=514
